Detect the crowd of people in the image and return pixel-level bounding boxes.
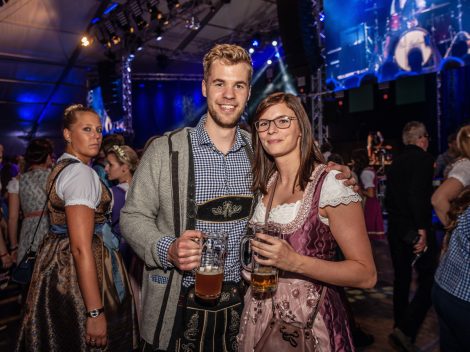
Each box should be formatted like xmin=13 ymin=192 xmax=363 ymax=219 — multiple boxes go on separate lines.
xmin=0 ymin=43 xmax=468 ymax=352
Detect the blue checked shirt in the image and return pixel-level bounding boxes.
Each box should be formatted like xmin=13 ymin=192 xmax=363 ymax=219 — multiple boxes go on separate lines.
xmin=156 ymin=116 xmax=253 ymax=287
xmin=435 ymin=206 xmax=470 ymax=302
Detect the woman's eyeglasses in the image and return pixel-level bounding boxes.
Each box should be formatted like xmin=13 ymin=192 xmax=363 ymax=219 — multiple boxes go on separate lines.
xmin=254 ymin=116 xmax=297 ymax=132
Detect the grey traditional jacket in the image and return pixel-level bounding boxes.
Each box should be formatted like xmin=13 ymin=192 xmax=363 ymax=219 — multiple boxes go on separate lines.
xmin=120 ymin=126 xmax=252 ymax=349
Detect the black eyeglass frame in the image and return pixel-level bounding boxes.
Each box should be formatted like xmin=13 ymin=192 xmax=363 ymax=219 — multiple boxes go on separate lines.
xmin=254 ymin=116 xmax=298 ymax=132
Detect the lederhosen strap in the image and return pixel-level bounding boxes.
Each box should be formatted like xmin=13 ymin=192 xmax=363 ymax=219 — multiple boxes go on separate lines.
xmin=152 ymin=130 xmax=182 ymax=347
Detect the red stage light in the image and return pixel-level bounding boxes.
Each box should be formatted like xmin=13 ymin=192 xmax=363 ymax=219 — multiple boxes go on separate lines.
xmin=338 ymin=100 xmax=343 ymax=107
xmin=383 ymin=93 xmax=389 ymax=100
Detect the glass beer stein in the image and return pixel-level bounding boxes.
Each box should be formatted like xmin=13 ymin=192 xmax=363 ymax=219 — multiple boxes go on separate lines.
xmin=240 ymin=222 xmax=280 ymax=293
xmin=194 ymin=231 xmax=228 ymax=300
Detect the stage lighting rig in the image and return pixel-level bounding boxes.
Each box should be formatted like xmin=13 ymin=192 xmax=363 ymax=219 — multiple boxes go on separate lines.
xmin=129 ymin=1 xmax=148 ymax=30
xmin=185 ymin=16 xmax=200 ymax=31
xmin=167 ymin=0 xmax=181 ymax=15
xmin=116 ymin=11 xmax=134 ymax=34
xmin=147 ymin=0 xmax=161 ymax=15
xmin=104 ymin=21 xmax=121 ymax=46
xmin=155 ymin=26 xmax=164 ymax=41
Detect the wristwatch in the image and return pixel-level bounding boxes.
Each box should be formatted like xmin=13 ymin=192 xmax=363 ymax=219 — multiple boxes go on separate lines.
xmin=86 ymin=307 xmax=104 ymax=318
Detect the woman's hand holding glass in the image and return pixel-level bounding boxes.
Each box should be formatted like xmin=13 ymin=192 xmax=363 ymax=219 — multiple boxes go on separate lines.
xmin=250 ymin=232 xmax=300 ymax=273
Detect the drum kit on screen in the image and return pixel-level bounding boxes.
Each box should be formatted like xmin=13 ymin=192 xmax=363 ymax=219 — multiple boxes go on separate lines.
xmin=367 ymin=0 xmax=469 ymax=72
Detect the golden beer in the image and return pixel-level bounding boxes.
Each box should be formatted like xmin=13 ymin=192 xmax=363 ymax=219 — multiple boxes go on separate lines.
xmin=195 ymin=267 xmax=224 ymax=299
xmin=251 ymin=267 xmax=278 ymax=293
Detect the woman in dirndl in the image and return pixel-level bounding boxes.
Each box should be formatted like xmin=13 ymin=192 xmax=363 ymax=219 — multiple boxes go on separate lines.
xmin=16 ymin=104 xmax=137 ymax=351
xmin=237 ymin=93 xmax=376 ymax=352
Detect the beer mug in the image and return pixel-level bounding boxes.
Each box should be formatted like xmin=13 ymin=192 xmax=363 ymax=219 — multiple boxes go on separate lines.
xmin=195 ymin=231 xmax=228 ymax=300
xmin=240 ymin=222 xmax=280 ymax=293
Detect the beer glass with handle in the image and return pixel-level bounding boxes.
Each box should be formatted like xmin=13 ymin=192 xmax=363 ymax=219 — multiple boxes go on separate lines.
xmin=195 ymin=231 xmax=228 ymax=300
xmin=240 ymin=222 xmax=280 ymax=293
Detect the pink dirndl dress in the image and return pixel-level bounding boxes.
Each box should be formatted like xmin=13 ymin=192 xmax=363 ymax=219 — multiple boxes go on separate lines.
xmin=361 ymin=167 xmax=385 ymax=240
xmin=238 ymin=165 xmax=356 ymax=352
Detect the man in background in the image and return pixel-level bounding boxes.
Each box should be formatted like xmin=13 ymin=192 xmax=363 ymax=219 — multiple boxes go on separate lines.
xmin=385 ymin=121 xmax=437 ymax=352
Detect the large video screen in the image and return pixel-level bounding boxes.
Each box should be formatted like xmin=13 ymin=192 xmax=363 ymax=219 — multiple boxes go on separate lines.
xmin=325 ymin=0 xmax=470 ymax=86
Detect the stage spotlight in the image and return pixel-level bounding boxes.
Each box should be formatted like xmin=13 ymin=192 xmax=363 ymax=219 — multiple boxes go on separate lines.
xmin=155 ymin=26 xmax=163 ymax=41
xmin=185 ymin=16 xmax=200 ymax=31
xmin=104 ymin=21 xmax=120 ymax=45
xmin=167 ymin=0 xmax=181 ymax=13
xmin=111 ymin=34 xmax=121 ymax=45
xmin=81 ymin=35 xmax=92 ymax=47
xmin=248 ymin=48 xmax=255 ymax=54
xmin=116 ymin=11 xmax=134 ymax=34
xmin=135 ymin=15 xmax=148 ymax=30
xmin=272 ymin=40 xmax=278 ymax=47
xmin=252 ymin=39 xmax=259 ymax=47
xmin=147 ymin=0 xmax=160 ymax=13
xmin=267 ymin=59 xmax=273 ymax=65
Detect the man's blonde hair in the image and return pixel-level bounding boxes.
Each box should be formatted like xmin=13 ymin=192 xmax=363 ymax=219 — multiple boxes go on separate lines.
xmin=203 ymin=44 xmax=253 ymax=82
xmin=402 ymin=121 xmax=427 ymax=145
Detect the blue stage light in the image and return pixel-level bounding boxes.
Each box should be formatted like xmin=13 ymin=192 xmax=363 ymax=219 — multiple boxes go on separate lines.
xmin=103 ymin=2 xmax=119 ymax=15
xmin=252 ymin=40 xmax=259 ymax=47
xmin=249 ymin=48 xmax=255 ymax=54
xmin=271 ymin=40 xmax=278 ymax=47
xmin=267 ymin=59 xmax=272 ymax=65
xmin=275 ymin=52 xmax=280 ymax=58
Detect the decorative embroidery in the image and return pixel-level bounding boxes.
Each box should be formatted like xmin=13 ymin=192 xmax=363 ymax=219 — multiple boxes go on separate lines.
xmin=183 ymin=313 xmax=199 ymax=341
xmin=318 ymin=194 xmax=361 ymax=208
xmin=275 ymin=282 xmax=321 ymax=325
xmin=180 ymin=342 xmax=195 ymax=352
xmin=230 ymin=308 xmax=241 ymax=351
xmin=220 ymin=291 xmax=231 ymax=302
xmin=280 ymin=325 xmax=300 ymax=347
xmin=212 ymin=201 xmax=242 ymax=218
xmin=263 ymin=165 xmax=326 ymax=235
xmin=149 ymin=274 xmax=169 ymax=284
xmin=249 ymin=298 xmax=264 ymax=324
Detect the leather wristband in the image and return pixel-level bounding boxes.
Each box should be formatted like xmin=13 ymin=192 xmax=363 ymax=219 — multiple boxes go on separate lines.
xmin=85 ymin=307 xmax=104 ymax=318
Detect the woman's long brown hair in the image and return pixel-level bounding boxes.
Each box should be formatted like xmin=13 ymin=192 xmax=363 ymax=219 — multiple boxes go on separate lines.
xmin=251 ymin=92 xmax=324 ymax=194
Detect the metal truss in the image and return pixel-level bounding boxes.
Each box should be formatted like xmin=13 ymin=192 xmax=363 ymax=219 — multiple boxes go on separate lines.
xmin=309 ymin=0 xmax=328 ymax=145
xmin=121 ymin=54 xmax=134 ymax=136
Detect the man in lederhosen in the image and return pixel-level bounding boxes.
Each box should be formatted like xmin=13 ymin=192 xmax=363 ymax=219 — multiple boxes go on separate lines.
xmin=121 ymin=44 xmax=255 ymax=352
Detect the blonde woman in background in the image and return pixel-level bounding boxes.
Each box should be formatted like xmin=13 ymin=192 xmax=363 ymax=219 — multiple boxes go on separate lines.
xmin=104 ymin=144 xmax=143 ymax=328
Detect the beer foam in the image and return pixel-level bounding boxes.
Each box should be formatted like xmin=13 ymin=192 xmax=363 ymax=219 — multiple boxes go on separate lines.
xmin=198 ymin=266 xmax=222 ymax=274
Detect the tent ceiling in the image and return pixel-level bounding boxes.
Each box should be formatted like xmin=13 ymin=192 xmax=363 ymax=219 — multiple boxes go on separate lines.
xmin=0 ymin=0 xmax=278 ymax=152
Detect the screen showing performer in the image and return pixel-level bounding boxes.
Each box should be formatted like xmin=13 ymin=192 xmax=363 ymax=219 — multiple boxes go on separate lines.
xmin=325 ymin=0 xmax=470 ymax=84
